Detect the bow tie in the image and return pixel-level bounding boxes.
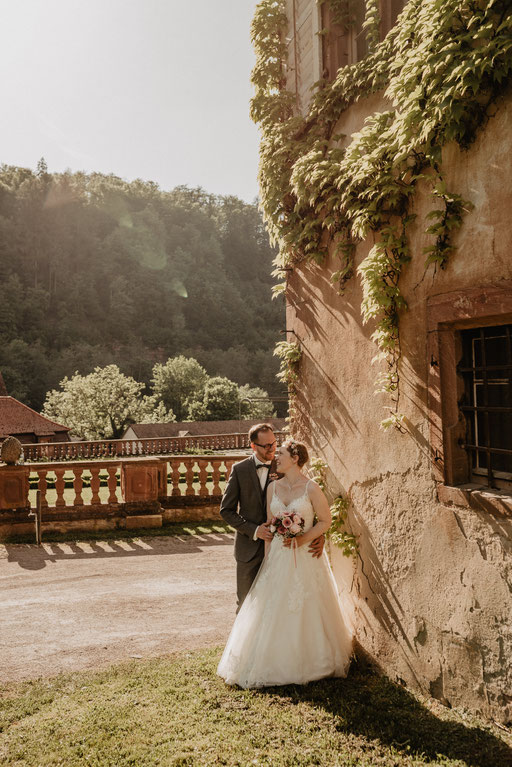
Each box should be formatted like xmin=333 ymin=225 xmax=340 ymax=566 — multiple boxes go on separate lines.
xmin=256 ymin=462 xmax=271 ymax=469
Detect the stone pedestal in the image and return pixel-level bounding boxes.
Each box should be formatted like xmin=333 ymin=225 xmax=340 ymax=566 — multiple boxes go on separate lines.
xmin=0 ymin=464 xmax=30 ymax=510
xmin=121 ymin=459 xmax=159 ymax=503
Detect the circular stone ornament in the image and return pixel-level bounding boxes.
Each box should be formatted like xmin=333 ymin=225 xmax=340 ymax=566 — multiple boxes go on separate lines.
xmin=1 ymin=435 xmax=23 ymax=465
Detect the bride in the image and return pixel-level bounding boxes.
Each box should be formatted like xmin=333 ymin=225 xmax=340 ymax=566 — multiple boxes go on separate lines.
xmin=217 ymin=439 xmax=353 ymax=688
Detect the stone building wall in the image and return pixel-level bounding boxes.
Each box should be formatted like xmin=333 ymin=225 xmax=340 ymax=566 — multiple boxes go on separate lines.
xmin=282 ymin=1 xmax=512 ymax=722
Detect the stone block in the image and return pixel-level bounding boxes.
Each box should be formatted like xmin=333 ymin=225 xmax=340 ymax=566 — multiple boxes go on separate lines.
xmin=121 ymin=461 xmax=159 ymax=503
xmin=125 ymin=514 xmax=162 ymax=530
xmin=0 ymin=465 xmax=30 ymax=510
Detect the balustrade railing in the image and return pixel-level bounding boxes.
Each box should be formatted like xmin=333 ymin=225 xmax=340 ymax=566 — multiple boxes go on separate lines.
xmin=23 ymin=455 xmax=244 ymax=510
xmin=21 ymin=432 xmax=285 ymax=463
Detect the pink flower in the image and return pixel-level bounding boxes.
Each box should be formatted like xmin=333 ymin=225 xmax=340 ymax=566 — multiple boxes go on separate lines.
xmin=292 ymin=514 xmax=301 ymax=524
xmin=270 ymin=516 xmax=277 ymax=525
xmin=283 ymin=510 xmax=293 ymax=516
xmin=278 ymin=525 xmax=286 ymax=535
xmin=282 ymin=516 xmax=292 ymax=528
xmin=290 ymin=523 xmax=301 ymax=534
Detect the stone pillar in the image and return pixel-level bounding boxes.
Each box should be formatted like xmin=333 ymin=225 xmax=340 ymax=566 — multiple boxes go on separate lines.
xmin=120 ymin=459 xmax=160 ymax=503
xmin=0 ymin=464 xmax=30 ymax=510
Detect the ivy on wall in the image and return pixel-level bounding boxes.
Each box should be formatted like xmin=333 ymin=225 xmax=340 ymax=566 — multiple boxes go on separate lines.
xmin=251 ymin=0 xmax=512 ymax=427
xmin=310 ymin=456 xmax=358 ymax=556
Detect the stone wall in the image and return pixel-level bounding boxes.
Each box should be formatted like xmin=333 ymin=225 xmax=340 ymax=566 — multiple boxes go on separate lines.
xmin=287 ymin=84 xmax=512 ymax=722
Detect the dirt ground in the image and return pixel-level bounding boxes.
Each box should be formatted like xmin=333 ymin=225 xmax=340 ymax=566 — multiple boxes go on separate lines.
xmin=0 ymin=533 xmax=236 ymax=683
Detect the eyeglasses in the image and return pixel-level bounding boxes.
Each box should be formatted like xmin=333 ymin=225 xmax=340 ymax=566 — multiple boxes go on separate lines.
xmin=253 ymin=440 xmax=277 ymax=450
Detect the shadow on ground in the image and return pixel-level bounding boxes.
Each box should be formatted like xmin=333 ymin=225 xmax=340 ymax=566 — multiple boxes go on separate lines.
xmin=2 ymin=533 xmax=233 ymax=571
xmin=258 ymin=658 xmax=512 ymax=767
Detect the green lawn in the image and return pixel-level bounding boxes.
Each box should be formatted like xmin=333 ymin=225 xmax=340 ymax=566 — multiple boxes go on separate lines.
xmin=0 ymin=649 xmax=510 ymax=766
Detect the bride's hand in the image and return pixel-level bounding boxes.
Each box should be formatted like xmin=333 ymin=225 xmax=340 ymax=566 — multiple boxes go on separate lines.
xmin=282 ymin=535 xmax=304 ymax=549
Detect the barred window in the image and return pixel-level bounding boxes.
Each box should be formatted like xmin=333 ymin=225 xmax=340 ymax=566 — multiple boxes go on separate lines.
xmin=380 ymin=0 xmax=406 ymax=38
xmin=458 ymin=325 xmax=512 ymax=488
xmin=321 ymin=1 xmax=405 ymax=81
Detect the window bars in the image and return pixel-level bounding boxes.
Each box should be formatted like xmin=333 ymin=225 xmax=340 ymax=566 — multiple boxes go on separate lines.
xmin=458 ymin=325 xmax=512 ymax=488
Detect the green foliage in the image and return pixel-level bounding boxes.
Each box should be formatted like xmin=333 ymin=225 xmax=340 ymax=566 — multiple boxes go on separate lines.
xmin=273 ymin=340 xmax=302 ymax=392
xmin=151 ymin=356 xmax=208 ymax=421
xmin=308 ymin=456 xmax=357 ymax=557
xmin=0 ymin=168 xmax=285 ymax=411
xmin=309 ymin=455 xmax=328 ymax=491
xmin=1 ymin=649 xmax=510 ymax=767
xmin=238 ymin=383 xmax=275 ymax=418
xmin=42 ymin=365 xmax=174 ymax=440
xmin=252 ymin=0 xmax=512 ymax=427
xmin=328 ymin=494 xmax=359 ymax=556
xmin=186 ymin=376 xmax=241 ymax=421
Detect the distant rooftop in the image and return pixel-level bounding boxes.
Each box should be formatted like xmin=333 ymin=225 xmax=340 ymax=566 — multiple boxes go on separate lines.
xmin=123 ymin=418 xmax=286 ymax=440
xmin=0 ymin=396 xmax=71 ymax=440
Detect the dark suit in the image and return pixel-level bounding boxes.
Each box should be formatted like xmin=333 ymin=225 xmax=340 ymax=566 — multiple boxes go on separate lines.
xmin=220 ymin=454 xmax=274 ymax=609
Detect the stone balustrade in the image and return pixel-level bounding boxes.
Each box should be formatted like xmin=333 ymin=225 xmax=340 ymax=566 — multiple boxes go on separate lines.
xmin=21 ymin=432 xmax=284 ymax=462
xmin=0 ymin=454 xmax=247 ymax=539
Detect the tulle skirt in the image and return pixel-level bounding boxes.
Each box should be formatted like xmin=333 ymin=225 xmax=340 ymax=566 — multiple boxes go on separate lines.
xmin=217 ymin=536 xmax=353 ymax=688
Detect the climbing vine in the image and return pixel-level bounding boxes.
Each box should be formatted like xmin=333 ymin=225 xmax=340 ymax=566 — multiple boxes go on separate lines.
xmin=251 ymin=0 xmax=512 ymax=427
xmin=310 ymin=457 xmax=358 ymax=557
xmin=274 ymin=340 xmax=302 ymax=392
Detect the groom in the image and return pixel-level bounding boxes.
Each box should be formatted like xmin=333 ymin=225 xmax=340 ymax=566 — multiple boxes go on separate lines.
xmin=220 ymin=423 xmax=324 ymax=610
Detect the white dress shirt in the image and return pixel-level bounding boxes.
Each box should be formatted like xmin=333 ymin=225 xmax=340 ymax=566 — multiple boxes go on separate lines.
xmin=253 ymin=460 xmax=271 ymax=540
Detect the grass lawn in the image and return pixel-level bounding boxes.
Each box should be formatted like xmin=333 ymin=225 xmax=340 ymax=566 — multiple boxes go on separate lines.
xmin=0 ymin=649 xmax=510 ymax=767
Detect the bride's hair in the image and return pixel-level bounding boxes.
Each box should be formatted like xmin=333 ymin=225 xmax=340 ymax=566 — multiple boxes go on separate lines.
xmin=283 ymin=439 xmax=309 ymax=468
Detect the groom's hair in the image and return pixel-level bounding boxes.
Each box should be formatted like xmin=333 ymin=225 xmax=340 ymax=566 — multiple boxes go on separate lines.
xmin=249 ymin=423 xmax=274 ymax=443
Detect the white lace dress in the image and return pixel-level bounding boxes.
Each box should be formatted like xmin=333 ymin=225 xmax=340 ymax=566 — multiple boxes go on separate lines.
xmin=217 ymin=482 xmax=353 ymax=688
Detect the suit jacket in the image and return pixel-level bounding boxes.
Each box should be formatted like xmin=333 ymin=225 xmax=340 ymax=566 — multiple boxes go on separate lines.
xmin=220 ymin=455 xmax=276 ymax=563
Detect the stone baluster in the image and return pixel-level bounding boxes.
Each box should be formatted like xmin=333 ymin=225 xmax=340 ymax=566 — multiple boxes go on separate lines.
xmin=197 ymin=458 xmax=209 ymax=495
xmin=224 ymin=459 xmax=236 ymax=485
xmin=73 ymin=467 xmax=84 ymax=505
xmin=90 ymin=466 xmax=101 ymax=505
xmin=169 ymin=458 xmax=181 ymax=496
xmin=54 ymin=467 xmax=67 ymax=508
xmin=38 ymin=469 xmax=49 ymax=509
xmin=156 ymin=460 xmax=169 ymax=496
xmin=183 ymin=457 xmax=195 ymax=495
xmin=211 ymin=458 xmax=222 ymax=495
xmin=107 ymin=466 xmax=118 ymax=503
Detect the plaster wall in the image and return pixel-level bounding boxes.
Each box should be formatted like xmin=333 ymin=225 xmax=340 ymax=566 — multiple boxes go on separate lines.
xmin=286 ymin=77 xmax=512 ymax=720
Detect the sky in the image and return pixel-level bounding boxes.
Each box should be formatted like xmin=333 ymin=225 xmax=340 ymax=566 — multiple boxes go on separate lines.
xmin=0 ymin=0 xmax=261 ymax=202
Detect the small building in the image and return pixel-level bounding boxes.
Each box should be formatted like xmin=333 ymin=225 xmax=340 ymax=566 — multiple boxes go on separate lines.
xmin=0 ymin=396 xmax=71 ymax=444
xmin=122 ymin=418 xmax=286 ymax=441
xmin=253 ymin=0 xmax=512 ymax=722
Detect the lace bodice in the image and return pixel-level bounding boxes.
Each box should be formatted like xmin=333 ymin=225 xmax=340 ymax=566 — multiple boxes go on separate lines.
xmin=270 ymin=482 xmax=315 ymax=533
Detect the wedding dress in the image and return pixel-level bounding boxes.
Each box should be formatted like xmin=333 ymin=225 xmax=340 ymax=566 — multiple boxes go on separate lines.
xmin=217 ymin=481 xmax=353 ymax=688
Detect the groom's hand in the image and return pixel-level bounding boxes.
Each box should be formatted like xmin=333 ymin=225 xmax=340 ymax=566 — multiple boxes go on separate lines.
xmin=256 ymin=522 xmax=273 ymax=541
xmin=308 ymin=534 xmax=325 ymax=558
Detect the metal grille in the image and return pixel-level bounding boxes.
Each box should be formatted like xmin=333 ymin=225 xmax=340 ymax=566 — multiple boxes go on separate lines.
xmin=458 ymin=325 xmax=512 ymax=487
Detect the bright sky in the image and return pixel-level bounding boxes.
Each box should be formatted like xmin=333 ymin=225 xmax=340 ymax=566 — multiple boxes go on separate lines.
xmin=0 ymin=0 xmax=261 ymax=202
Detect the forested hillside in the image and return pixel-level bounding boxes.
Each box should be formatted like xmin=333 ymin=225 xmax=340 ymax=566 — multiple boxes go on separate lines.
xmin=0 ymin=161 xmax=285 ymax=411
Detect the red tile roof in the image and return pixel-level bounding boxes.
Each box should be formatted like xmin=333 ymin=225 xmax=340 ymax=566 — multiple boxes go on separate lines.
xmin=124 ymin=418 xmax=286 ymax=439
xmin=0 ymin=397 xmax=71 ymax=439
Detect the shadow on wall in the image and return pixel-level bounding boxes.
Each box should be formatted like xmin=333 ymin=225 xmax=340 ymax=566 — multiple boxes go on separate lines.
xmin=259 ymin=658 xmax=512 ymax=766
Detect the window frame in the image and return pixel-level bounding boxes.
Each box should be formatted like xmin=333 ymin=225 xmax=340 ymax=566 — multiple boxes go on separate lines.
xmin=427 ymin=282 xmax=512 ymax=511
xmin=321 ymin=0 xmax=406 ymax=81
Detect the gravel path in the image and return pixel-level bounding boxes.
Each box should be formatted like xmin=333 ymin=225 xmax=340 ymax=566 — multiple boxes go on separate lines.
xmin=0 ymin=533 xmax=236 ymax=683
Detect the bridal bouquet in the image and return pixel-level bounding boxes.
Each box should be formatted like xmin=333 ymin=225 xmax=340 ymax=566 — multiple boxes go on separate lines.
xmin=269 ymin=510 xmax=304 ymax=540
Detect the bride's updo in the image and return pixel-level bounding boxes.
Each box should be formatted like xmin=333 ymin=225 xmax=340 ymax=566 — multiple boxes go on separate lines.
xmin=283 ymin=439 xmax=309 ymax=468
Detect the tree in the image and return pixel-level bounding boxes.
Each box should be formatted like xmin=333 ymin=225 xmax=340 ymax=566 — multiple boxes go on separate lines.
xmin=42 ymin=364 xmax=174 ymax=440
xmin=151 ymin=356 xmax=208 ymax=421
xmin=187 ymin=376 xmax=240 ymax=421
xmin=0 ymin=166 xmax=284 ymax=410
xmin=238 ymin=384 xmax=275 ymax=418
